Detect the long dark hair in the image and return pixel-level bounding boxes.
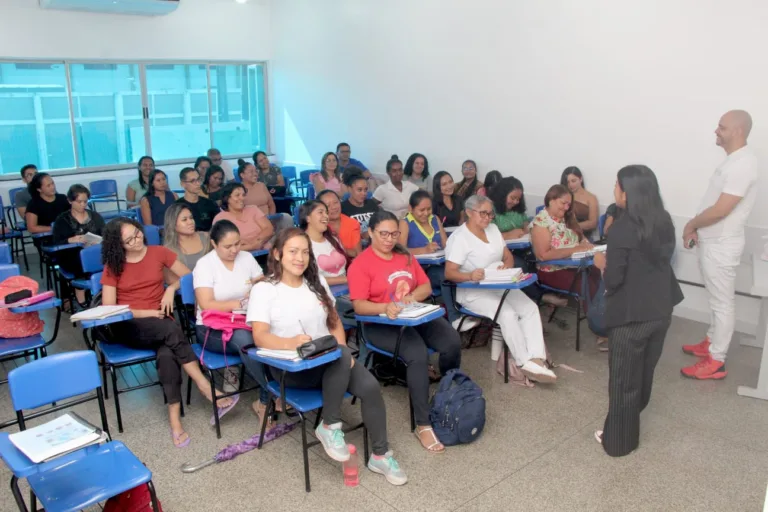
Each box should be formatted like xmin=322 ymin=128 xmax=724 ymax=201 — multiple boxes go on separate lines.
xmin=210 ymin=219 xmax=240 ymax=245
xmin=203 ymin=165 xmax=225 ymax=192
xmin=101 ymin=217 xmax=145 ymax=277
xmin=28 ymin=172 xmax=51 ymax=200
xmin=220 ymin=182 xmax=246 ymax=211
xmin=404 ymin=153 xmax=429 ymax=179
xmin=484 ymin=170 xmax=502 ymax=193
xmin=143 ymin=170 xmax=168 ymax=199
xmin=320 ymin=152 xmax=340 ymax=182
xmin=560 ymin=166 xmax=585 ymax=189
xmin=194 ymin=156 xmax=212 ymax=170
xmin=544 ymin=184 xmax=582 ymax=236
xmin=137 ymin=156 xmax=154 ymax=189
xmin=253 ymin=150 xmax=268 ymax=169
xmin=265 ymin=227 xmax=339 ymax=331
xmin=298 ymin=201 xmax=347 ymax=258
xmin=237 ymin=159 xmax=255 ymax=182
xmin=490 ymin=176 xmax=526 ymax=215
xmin=617 ymin=165 xmax=675 ymax=259
xmin=456 ymin=159 xmax=479 ymax=193
xmin=368 ymin=210 xmax=411 ymax=264
xmin=431 ymin=170 xmax=459 ymax=210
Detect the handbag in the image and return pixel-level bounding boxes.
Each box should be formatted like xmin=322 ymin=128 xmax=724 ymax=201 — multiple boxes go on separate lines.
xmin=296 ymin=335 xmax=338 ymax=360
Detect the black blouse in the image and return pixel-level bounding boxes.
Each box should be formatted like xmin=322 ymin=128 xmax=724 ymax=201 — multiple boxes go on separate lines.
xmin=52 ymin=210 xmax=106 ymax=245
xmin=433 ymin=196 xmax=464 ymax=228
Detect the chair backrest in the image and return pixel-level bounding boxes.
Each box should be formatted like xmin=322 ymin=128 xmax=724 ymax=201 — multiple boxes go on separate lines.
xmin=0 ymin=263 xmax=20 ymax=282
xmin=598 ymin=213 xmax=607 ymax=239
xmin=89 ymin=272 xmax=103 ymax=296
xmin=299 ymin=170 xmax=314 ymax=185
xmin=79 ymin=244 xmax=104 ymax=273
xmin=9 ymin=350 xmax=102 ymax=411
xmin=144 ymin=225 xmax=161 ymax=246
xmin=131 ymin=207 xmax=142 ymax=224
xmin=0 ymin=243 xmax=11 ymax=265
xmin=341 ymin=192 xmax=350 ymax=201
xmin=307 ymin=184 xmax=315 ymax=201
xmin=180 ymin=273 xmax=194 ymax=306
xmin=535 ymin=205 xmax=544 ymax=214
xmin=281 ymin=165 xmax=297 ymax=181
xmin=89 ymin=179 xmax=118 ymax=197
xmin=8 ymin=187 xmax=25 ymax=208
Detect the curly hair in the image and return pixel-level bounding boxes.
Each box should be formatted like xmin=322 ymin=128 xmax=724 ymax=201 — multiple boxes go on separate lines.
xmin=404 ymin=153 xmax=429 ymax=179
xmin=101 ymin=217 xmax=145 ymax=277
xmin=489 ymin=176 xmax=527 ymax=215
xmin=265 ymin=227 xmax=339 ymax=331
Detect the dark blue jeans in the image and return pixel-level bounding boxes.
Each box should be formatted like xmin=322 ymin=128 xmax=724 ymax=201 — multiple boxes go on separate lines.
xmin=196 ymin=325 xmax=270 ymax=404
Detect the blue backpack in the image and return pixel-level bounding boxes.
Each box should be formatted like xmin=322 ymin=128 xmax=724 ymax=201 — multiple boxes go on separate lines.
xmin=429 ymin=369 xmax=486 ymax=446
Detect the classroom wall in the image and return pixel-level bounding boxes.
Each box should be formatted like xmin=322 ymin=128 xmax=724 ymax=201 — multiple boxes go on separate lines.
xmin=270 ymin=0 xmax=768 ymax=334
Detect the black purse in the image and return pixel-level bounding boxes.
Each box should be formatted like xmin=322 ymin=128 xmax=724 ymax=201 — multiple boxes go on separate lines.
xmin=296 ymin=335 xmax=338 ymax=360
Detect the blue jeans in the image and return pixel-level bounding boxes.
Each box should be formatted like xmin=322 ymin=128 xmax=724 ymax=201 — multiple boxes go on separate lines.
xmin=195 ymin=325 xmax=270 ymax=404
xmin=425 ymin=265 xmax=460 ymax=323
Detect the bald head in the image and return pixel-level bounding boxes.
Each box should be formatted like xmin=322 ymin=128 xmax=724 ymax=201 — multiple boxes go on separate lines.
xmin=716 ymin=110 xmax=752 ymax=153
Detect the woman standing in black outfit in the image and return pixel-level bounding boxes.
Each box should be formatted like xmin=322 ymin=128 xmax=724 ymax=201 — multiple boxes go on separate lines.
xmin=593 ymin=165 xmax=683 ymax=456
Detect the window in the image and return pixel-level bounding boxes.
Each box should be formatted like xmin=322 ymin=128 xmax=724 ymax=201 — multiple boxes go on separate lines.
xmin=0 ymin=61 xmax=268 ymax=175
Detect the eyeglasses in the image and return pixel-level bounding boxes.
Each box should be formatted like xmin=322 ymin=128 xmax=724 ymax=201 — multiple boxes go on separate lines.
xmin=471 ymin=209 xmax=495 ymax=219
xmin=184 ymin=178 xmax=203 ymax=184
xmin=375 ymin=230 xmax=401 ymax=240
xmin=122 ymin=229 xmax=143 ymax=246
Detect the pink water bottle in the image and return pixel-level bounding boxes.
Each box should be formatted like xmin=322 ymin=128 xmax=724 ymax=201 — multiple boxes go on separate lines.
xmin=343 ymin=444 xmax=359 ymax=487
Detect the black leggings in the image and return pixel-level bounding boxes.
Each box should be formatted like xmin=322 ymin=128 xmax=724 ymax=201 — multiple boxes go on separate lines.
xmin=268 ymin=346 xmax=389 ymax=456
xmin=113 ymin=317 xmax=197 ymax=405
xmin=363 ymin=317 xmax=461 ymax=425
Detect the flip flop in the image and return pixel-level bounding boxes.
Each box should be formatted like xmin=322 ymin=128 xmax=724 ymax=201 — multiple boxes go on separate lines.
xmin=415 ymin=426 xmax=445 ymax=453
xmin=171 ymin=428 xmax=191 ymax=448
xmin=210 ymin=394 xmax=240 ymax=426
xmin=594 ymin=430 xmax=603 ymax=444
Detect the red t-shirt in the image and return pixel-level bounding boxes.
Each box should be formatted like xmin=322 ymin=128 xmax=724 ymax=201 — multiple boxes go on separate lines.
xmin=101 ymin=246 xmax=177 ymax=310
xmin=348 ymin=247 xmax=429 ymax=304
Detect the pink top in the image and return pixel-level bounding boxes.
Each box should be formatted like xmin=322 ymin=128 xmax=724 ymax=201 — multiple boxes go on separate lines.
xmin=212 ymin=206 xmax=267 ymax=248
xmin=312 ymin=172 xmax=342 ymax=193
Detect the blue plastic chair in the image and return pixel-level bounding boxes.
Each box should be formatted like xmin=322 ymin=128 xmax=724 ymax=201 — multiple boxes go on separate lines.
xmin=179 ymin=274 xmax=259 ymax=439
xmin=247 ymin=348 xmax=368 ymax=492
xmin=79 ymin=273 xmax=179 ymax=433
xmin=535 ymin=205 xmax=545 ymax=214
xmin=0 ymin=351 xmax=160 ymax=512
xmin=306 ymin=184 xmax=316 ymax=201
xmin=281 ymin=165 xmax=297 ymax=194
xmin=598 ymin=212 xmax=607 ymax=239
xmin=296 ymin=170 xmax=315 ymax=196
xmin=70 ymin=244 xmax=103 ymax=293
xmin=143 ymin=225 xmax=161 ymax=246
xmin=0 ymin=194 xmax=29 ymax=271
xmin=88 ymin=179 xmax=125 ymax=219
xmin=0 ymin=242 xmax=12 ymax=264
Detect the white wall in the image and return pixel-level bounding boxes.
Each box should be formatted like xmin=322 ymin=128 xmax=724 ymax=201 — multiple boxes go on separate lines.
xmin=270 ymin=0 xmax=768 ymax=332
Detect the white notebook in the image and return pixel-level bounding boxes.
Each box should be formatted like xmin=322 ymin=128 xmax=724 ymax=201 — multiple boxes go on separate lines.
xmin=254 ymin=348 xmax=300 ymax=361
xmin=479 ymin=262 xmax=522 ymax=284
xmin=380 ymin=302 xmax=441 ymax=319
xmin=571 ymin=244 xmax=607 ymax=260
xmin=70 ymin=305 xmax=130 ymax=323
xmin=507 ymin=234 xmax=531 ymax=244
xmin=9 ymin=413 xmax=106 ymax=463
xmin=415 ymin=250 xmax=445 ymax=260
xmin=83 ymin=232 xmax=103 ymax=244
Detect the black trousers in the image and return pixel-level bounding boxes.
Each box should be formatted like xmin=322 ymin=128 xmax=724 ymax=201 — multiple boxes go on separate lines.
xmin=115 ymin=318 xmax=197 ymax=405
xmin=364 ymin=317 xmax=461 ymax=426
xmin=602 ymin=317 xmax=670 ymax=457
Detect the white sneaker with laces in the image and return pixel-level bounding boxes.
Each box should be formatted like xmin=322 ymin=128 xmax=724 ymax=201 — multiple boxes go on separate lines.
xmin=520 ymin=361 xmax=557 ymax=383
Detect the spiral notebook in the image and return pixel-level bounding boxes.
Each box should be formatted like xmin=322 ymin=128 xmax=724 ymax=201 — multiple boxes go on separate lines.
xmin=9 ymin=412 xmax=107 ymax=463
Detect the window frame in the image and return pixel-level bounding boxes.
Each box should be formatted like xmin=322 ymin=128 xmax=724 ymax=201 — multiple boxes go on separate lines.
xmin=0 ymin=58 xmax=270 ymax=180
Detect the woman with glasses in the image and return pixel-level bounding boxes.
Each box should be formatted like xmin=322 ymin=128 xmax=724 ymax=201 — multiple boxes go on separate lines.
xmin=140 ymin=169 xmax=177 ymax=226
xmin=454 ymin=160 xmax=486 ymax=202
xmin=212 ymin=183 xmax=274 ymax=252
xmin=312 ymin=152 xmax=344 ymax=194
xmin=100 ymin=217 xmax=234 ymax=447
xmin=445 ymin=195 xmax=556 ymax=384
xmin=349 ymin=210 xmax=461 ymax=453
xmin=248 ymin=227 xmax=407 ymax=485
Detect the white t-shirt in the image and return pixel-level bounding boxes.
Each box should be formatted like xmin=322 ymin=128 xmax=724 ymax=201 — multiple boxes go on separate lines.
xmin=246 ymin=276 xmax=336 ymax=339
xmin=311 ymin=237 xmax=347 ymax=278
xmin=372 ymin=180 xmax=420 ymax=220
xmin=445 ymin=223 xmax=506 ymax=301
xmin=192 ymin=250 xmax=263 ymax=325
xmin=697 ymin=145 xmax=758 ymax=240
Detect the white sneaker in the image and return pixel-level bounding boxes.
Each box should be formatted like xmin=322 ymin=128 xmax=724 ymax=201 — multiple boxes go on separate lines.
xmin=451 ymin=316 xmax=480 ymax=332
xmin=521 ymin=361 xmax=557 ymax=383
xmin=222 ymin=367 xmax=240 ymax=393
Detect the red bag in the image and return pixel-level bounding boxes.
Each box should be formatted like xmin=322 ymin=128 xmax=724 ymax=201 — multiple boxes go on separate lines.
xmin=103 ymin=484 xmax=162 ymax=512
xmin=0 ymin=276 xmax=45 ymax=338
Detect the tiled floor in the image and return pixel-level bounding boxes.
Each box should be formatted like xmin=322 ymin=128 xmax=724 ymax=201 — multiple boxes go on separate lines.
xmin=1 ymin=265 xmax=767 ymax=511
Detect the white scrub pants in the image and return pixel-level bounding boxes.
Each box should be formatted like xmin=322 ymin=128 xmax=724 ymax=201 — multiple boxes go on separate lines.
xmin=698 ymin=237 xmax=745 ymax=362
xmin=458 ymin=289 xmax=546 ymax=365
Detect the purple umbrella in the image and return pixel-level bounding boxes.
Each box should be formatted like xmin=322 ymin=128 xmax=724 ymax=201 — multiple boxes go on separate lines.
xmin=181 ymin=422 xmax=298 ymax=473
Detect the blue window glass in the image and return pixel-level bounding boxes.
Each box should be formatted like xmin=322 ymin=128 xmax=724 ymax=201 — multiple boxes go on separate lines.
xmin=210 ymin=64 xmax=268 ymax=155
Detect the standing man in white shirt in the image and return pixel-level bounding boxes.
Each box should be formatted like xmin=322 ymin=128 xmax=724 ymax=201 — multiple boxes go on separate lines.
xmin=681 ymin=110 xmax=758 ymax=380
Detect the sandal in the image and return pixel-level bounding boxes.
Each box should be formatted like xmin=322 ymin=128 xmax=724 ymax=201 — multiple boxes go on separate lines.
xmin=415 ymin=426 xmax=445 ymax=453
xmin=210 ymin=394 xmax=240 ymax=426
xmin=594 ymin=430 xmax=603 ymax=444
xmin=171 ymin=428 xmax=191 ymax=448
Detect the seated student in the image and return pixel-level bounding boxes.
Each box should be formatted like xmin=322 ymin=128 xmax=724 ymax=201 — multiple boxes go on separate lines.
xmin=483 ymin=170 xmax=503 ymax=196
xmin=404 ymin=153 xmax=432 ymax=192
xmin=140 ymin=170 xmax=177 ymax=227
xmin=212 ymin=183 xmax=274 ymax=252
xmin=25 ymin=172 xmax=70 ymax=236
xmin=318 ymin=189 xmax=362 ymax=258
xmin=253 ymin=151 xmax=285 ymax=188
xmin=431 ymin=171 xmax=465 ymax=228
xmin=490 ymin=176 xmax=529 ymax=240
xmin=336 ymin=142 xmax=376 ymax=188
xmin=207 ymin=148 xmax=234 ymax=182
xmin=312 ymin=152 xmax=344 ymax=194
xmin=372 ymin=155 xmax=419 ymax=220
xmin=176 ymin=167 xmax=220 ymax=232
xmin=248 ymin=227 xmax=407 ymax=485
xmin=398 ymin=190 xmax=459 ymax=324
xmin=193 ymin=220 xmax=274 ymax=422
xmin=163 ymin=203 xmax=210 ymax=272
xmin=445 ymin=195 xmax=557 ymax=384
xmin=126 ymin=156 xmax=154 ymax=208
xmin=100 ymin=217 xmax=233 ymax=447
xmin=341 ymin=167 xmax=379 ymax=245
xmin=349 ymin=210 xmax=461 ymax=454
xmin=603 ymin=203 xmax=623 ymax=236
xmin=53 ymin=184 xmax=106 ymax=304
xmin=202 ymin=165 xmax=226 ymax=204
xmin=15 ymin=164 xmax=37 ymax=217
xmin=454 ymin=160 xmax=486 ymax=202
xmin=561 ymin=166 xmax=599 ymax=240
xmin=237 ymin=159 xmax=294 ymax=233
xmin=195 ymin=156 xmax=212 ymax=180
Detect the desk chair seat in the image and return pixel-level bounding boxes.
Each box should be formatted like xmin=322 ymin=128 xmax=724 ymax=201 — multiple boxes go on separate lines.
xmin=0 ymin=335 xmax=47 ymax=359
xmin=71 ymin=278 xmax=90 ymax=290
xmin=190 ymin=343 xmax=243 ymax=369
xmin=266 ymin=381 xmax=352 ymax=413
xmin=98 ymin=341 xmax=157 ymax=366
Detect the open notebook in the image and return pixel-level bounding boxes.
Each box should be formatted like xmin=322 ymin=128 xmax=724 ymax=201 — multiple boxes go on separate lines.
xmin=571 ymin=244 xmax=607 ymax=260
xmin=379 ymin=302 xmax=441 ymax=319
xmin=70 ymin=305 xmax=130 ymax=322
xmin=9 ymin=413 xmax=107 ymax=463
xmin=415 ymin=250 xmax=445 ymax=261
xmin=478 ymin=262 xmax=523 ymax=284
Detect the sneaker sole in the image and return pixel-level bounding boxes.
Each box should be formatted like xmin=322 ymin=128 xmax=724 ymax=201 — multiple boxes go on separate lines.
xmin=680 ymin=369 xmax=728 ymax=380
xmin=368 ymin=464 xmax=408 ymax=486
xmin=682 ymin=348 xmax=709 ymax=357
xmin=314 ymin=431 xmax=351 ymax=462
xmin=521 ymin=369 xmax=557 ymax=384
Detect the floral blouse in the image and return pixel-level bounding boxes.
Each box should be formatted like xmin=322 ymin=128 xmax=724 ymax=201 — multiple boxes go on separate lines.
xmin=533 ymin=208 xmax=579 ymax=272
